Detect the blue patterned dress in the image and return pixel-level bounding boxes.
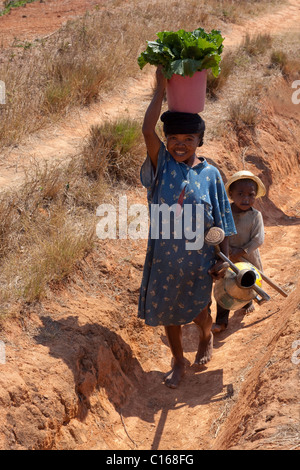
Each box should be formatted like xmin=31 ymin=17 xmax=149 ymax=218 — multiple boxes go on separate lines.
xmin=138 ymin=143 xmax=236 ymax=326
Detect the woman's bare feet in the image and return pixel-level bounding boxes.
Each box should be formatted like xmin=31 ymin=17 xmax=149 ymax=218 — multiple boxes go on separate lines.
xmin=193 ymin=305 xmax=213 ymax=365
xmin=164 ymin=361 xmax=186 ymax=389
xmin=194 ymin=331 xmax=213 ymax=365
xmin=239 ymin=300 xmax=255 ymax=315
xmin=241 ymin=301 xmax=255 ymax=314
xmin=211 ymin=323 xmax=227 ymax=334
xmin=163 ymin=325 xmax=185 ymax=389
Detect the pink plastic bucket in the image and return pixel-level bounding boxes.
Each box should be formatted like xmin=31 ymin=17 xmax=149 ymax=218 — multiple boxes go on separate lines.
xmin=166 ymin=70 xmax=207 ymax=114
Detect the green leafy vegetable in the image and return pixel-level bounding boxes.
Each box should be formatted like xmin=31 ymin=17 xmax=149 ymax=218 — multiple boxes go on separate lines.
xmin=138 ymin=28 xmax=224 ymax=79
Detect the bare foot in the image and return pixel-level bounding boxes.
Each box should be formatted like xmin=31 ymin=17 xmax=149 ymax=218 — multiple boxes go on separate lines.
xmin=244 ymin=304 xmax=255 ymax=313
xmin=164 ymin=361 xmax=185 ymax=389
xmin=211 ymin=323 xmax=226 ymax=334
xmin=194 ymin=332 xmax=213 ymax=365
xmin=240 ymin=301 xmax=255 ymax=314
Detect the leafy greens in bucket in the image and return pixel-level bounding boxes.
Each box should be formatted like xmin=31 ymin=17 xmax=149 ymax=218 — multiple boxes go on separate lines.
xmin=138 ymin=28 xmax=224 ymax=79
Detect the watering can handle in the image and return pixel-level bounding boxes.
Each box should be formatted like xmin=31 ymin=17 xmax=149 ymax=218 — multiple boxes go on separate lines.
xmin=241 ymin=257 xmax=288 ymax=298
xmin=254 ymin=295 xmax=269 ymax=305
xmin=252 ymin=284 xmax=271 ymax=303
xmin=216 ymin=250 xmax=239 ymax=274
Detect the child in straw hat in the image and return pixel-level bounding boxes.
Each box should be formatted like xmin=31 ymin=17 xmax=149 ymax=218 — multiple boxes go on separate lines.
xmin=212 ymin=170 xmax=266 ymax=334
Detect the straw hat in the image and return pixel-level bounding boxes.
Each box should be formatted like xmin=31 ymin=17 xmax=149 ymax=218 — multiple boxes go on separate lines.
xmin=225 ymin=170 xmax=266 ymax=199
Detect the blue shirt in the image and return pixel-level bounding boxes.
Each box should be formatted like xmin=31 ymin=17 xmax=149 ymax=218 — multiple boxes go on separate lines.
xmin=138 ymin=143 xmax=236 ymax=326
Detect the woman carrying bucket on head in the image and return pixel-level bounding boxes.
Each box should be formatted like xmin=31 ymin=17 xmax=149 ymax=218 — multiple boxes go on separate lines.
xmin=137 ymin=67 xmax=236 ymax=389
xmin=212 ymin=170 xmax=266 ymax=334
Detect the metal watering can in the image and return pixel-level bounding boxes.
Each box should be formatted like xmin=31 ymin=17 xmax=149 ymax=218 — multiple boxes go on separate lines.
xmin=214 ymin=261 xmax=267 ymax=310
xmin=205 ymin=227 xmax=271 ymax=310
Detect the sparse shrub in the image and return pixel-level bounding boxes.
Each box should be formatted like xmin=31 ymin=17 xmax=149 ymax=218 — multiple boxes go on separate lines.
xmin=228 ymin=95 xmax=259 ymax=130
xmin=241 ymin=33 xmax=273 ymax=57
xmin=270 ymin=49 xmax=300 ymax=80
xmin=82 ymin=119 xmax=143 ymax=183
xmin=0 ymin=194 xmax=20 ymax=259
xmin=207 ymin=50 xmax=236 ymax=98
xmin=270 ymin=50 xmax=288 ymax=69
xmin=1 ymin=1 xmax=36 ymax=16
xmin=21 ymin=222 xmax=94 ymax=302
xmin=43 ymin=58 xmax=108 ymax=113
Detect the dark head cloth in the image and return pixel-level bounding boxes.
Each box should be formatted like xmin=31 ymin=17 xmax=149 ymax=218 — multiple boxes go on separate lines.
xmin=160 ymin=111 xmax=205 ymax=144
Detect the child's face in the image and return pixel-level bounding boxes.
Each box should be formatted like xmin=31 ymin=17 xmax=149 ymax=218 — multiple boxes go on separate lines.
xmin=166 ymin=134 xmax=200 ymax=164
xmin=229 ymin=180 xmax=257 ymax=212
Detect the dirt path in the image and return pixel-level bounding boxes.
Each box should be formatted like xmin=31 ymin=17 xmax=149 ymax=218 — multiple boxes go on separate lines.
xmin=223 ymin=0 xmax=300 ymax=46
xmin=104 ymin=224 xmax=300 ymax=451
xmin=0 ymin=0 xmax=299 ymax=451
xmin=0 ymin=0 xmax=105 ymax=48
xmin=0 ymin=201 xmax=298 ymax=450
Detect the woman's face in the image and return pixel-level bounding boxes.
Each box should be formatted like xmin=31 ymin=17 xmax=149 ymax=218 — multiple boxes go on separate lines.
xmin=229 ymin=180 xmax=257 ymax=212
xmin=166 ymin=133 xmax=200 ymax=164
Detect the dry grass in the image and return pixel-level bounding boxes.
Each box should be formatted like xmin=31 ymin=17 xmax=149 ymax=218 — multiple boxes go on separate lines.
xmin=270 ymin=50 xmax=300 ymax=81
xmin=207 ymin=50 xmax=237 ymax=99
xmin=203 ymin=0 xmax=284 ymax=24
xmin=212 ymin=30 xmax=300 ymax=141
xmin=270 ymin=30 xmax=300 ymax=81
xmin=0 ymin=10 xmax=138 ymax=145
xmin=0 ymin=166 xmax=93 ymax=305
xmin=0 ymin=0 xmax=282 ymax=147
xmin=228 ymin=95 xmax=259 ymax=130
xmin=82 ymin=120 xmax=143 ymax=184
xmin=241 ymin=32 xmax=273 ymax=57
xmin=3 ymin=216 xmax=94 ymax=304
xmin=0 ymin=118 xmax=143 ymax=307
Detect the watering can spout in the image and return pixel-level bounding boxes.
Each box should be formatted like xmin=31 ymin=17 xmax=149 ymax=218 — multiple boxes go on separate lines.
xmin=236 ymin=268 xmax=257 ymax=288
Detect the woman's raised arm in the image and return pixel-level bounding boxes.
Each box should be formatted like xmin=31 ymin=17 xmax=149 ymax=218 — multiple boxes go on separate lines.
xmin=142 ymin=67 xmax=166 ymax=171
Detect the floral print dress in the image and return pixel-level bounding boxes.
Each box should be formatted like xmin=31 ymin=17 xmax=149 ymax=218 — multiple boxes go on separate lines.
xmin=138 ymin=143 xmax=236 ymax=326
